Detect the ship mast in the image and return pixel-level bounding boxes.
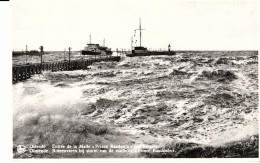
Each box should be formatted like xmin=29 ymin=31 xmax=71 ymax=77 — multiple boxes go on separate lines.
xmin=135 ymin=18 xmax=145 ymax=47
xmin=131 ymin=36 xmax=133 ymax=50
xmin=139 ymin=19 xmax=142 ymax=47
xmin=89 ymin=33 xmax=91 ymax=44
xmin=25 ymin=45 xmax=28 ymax=64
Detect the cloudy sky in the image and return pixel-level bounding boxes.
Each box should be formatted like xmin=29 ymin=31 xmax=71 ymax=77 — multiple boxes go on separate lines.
xmin=12 ymin=0 xmax=258 ymax=51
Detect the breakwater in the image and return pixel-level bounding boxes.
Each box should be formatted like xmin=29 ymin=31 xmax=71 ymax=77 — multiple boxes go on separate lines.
xmin=12 ymin=56 xmax=120 ymax=84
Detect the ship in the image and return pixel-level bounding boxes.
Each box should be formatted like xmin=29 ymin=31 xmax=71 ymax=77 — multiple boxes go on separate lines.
xmin=81 ymin=35 xmax=112 ymax=55
xmin=99 ymin=42 xmax=112 ymax=55
xmin=126 ymin=19 xmax=176 ymax=57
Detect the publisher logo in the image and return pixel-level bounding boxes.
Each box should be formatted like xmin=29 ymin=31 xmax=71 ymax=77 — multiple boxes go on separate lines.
xmin=17 ymin=145 xmax=27 ymax=154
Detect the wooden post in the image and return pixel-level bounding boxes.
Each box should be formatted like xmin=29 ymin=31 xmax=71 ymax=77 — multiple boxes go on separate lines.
xmin=28 ymin=67 xmax=31 ymax=78
xmin=68 ymin=47 xmax=71 ymax=70
xmin=21 ymin=67 xmax=24 ymax=80
xmin=25 ymin=67 xmax=28 ymax=79
xmin=54 ymin=63 xmax=57 ymax=72
xmin=13 ymin=68 xmax=17 ymax=83
xmin=22 ymin=67 xmax=25 ymax=80
xmin=64 ymin=48 xmax=66 ymax=61
xmin=17 ymin=67 xmax=20 ymax=81
xmin=31 ymin=66 xmax=34 ymax=75
xmin=51 ymin=63 xmax=54 ymax=72
xmin=25 ymin=53 xmax=27 ymax=64
xmin=95 ymin=48 xmax=96 ymax=61
xmin=35 ymin=65 xmax=38 ymax=74
xmin=68 ymin=47 xmax=71 ymax=63
xmin=35 ymin=66 xmax=38 ymax=74
xmin=12 ymin=68 xmax=15 ymax=84
xmin=15 ymin=68 xmax=18 ymax=83
xmin=40 ymin=46 xmax=44 ymax=73
xmin=16 ymin=68 xmax=19 ymax=82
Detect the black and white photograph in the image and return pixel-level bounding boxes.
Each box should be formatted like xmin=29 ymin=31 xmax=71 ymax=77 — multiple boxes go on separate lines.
xmin=10 ymin=0 xmax=259 ymax=159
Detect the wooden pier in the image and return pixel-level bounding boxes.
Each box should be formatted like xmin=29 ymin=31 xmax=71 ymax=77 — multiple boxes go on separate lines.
xmin=12 ymin=56 xmax=120 ymax=84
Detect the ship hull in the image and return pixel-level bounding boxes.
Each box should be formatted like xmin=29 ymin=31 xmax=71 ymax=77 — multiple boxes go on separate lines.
xmin=105 ymin=50 xmax=112 ymax=55
xmin=81 ymin=50 xmax=101 ymax=55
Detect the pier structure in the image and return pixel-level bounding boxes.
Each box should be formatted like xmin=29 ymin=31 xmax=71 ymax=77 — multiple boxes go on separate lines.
xmin=12 ymin=46 xmax=121 ymax=84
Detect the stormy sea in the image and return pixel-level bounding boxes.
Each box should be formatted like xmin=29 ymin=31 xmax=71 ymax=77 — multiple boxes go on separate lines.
xmin=13 ymin=51 xmax=258 ymax=158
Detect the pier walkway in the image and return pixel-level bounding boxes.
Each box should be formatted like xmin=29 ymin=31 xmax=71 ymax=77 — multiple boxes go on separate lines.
xmin=12 ymin=56 xmax=120 ymax=84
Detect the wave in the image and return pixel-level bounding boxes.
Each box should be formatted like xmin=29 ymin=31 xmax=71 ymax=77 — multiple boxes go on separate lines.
xmin=13 ymin=51 xmax=258 ymax=158
xmin=196 ymin=70 xmax=237 ymax=82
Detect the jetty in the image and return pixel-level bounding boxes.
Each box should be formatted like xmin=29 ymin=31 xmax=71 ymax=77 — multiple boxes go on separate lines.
xmin=12 ymin=46 xmax=120 ymax=84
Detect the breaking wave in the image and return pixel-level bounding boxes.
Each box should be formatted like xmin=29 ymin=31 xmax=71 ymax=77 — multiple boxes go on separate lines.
xmin=13 ymin=51 xmax=258 ymax=158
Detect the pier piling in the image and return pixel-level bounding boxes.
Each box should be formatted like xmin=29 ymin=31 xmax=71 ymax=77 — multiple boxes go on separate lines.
xmin=12 ymin=56 xmax=121 ymax=84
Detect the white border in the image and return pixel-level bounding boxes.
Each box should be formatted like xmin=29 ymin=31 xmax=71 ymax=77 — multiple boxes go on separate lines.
xmin=1 ymin=0 xmax=259 ymax=162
